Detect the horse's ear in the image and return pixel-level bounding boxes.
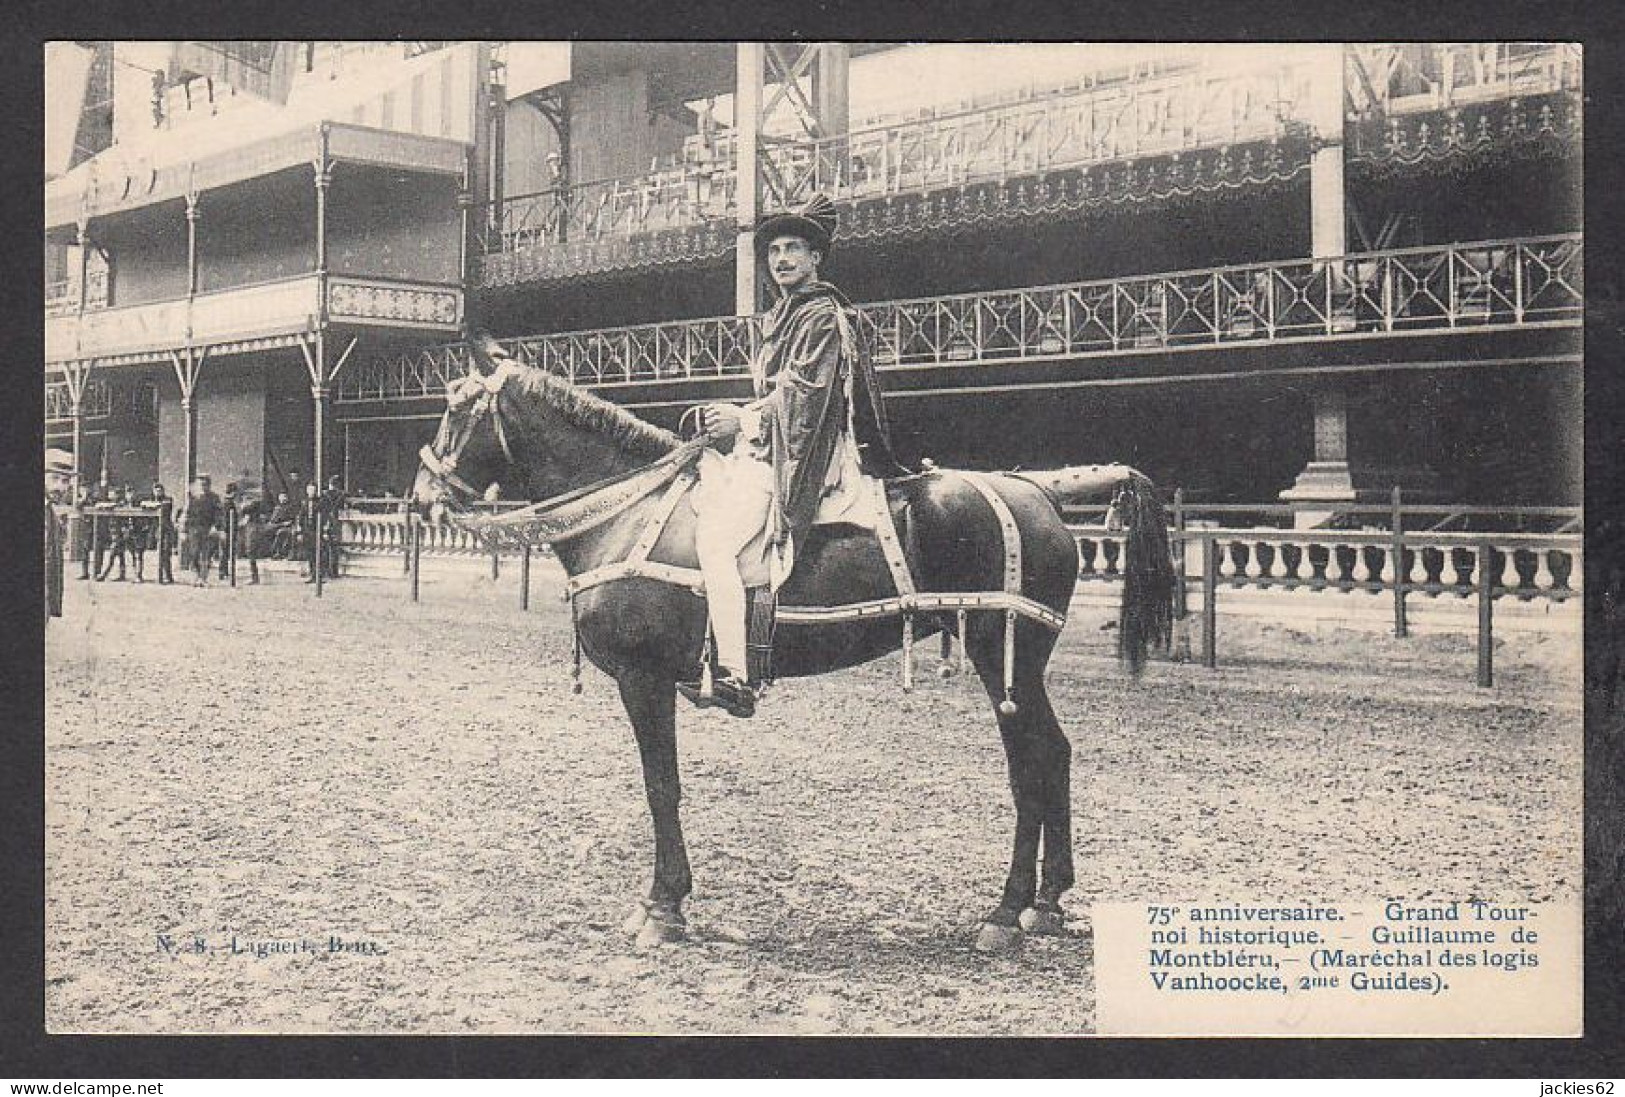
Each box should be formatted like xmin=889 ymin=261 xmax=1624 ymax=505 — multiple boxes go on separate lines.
xmin=468 ymin=330 xmax=508 ymax=377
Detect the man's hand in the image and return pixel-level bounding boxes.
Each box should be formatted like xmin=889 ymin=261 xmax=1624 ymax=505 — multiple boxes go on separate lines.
xmin=701 ymin=403 xmax=744 ymax=441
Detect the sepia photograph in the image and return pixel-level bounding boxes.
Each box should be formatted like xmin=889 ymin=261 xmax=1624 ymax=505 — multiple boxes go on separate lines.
xmin=39 ymin=40 xmax=1587 ymax=1040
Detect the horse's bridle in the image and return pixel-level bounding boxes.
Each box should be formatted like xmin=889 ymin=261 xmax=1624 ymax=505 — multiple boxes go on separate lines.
xmin=419 ymin=370 xmax=516 ymax=507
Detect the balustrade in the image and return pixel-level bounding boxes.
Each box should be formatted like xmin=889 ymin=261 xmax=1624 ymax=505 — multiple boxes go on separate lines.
xmin=1070 ymin=523 xmax=1580 ymax=604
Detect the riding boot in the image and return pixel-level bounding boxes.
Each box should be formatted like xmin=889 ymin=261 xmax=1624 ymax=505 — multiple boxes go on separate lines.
xmin=744 ymin=585 xmax=777 ymax=689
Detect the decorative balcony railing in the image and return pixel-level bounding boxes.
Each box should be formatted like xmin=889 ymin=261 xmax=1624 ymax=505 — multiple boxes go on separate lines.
xmin=1345 ymin=42 xmax=1581 ymax=120
xmin=484 ymin=167 xmax=738 ymax=256
xmin=478 ymin=57 xmax=1321 ymax=264
xmin=346 ymin=234 xmax=1581 ymax=402
xmin=760 ymin=58 xmax=1320 ymax=208
xmin=45 ymin=274 xmax=462 ymax=366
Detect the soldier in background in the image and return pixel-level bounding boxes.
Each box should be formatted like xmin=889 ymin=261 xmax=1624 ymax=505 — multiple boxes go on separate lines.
xmin=143 ymin=483 xmax=177 ymax=584
xmin=125 ymin=485 xmax=150 ymax=583
xmin=237 ymin=485 xmax=270 ymax=584
xmin=94 ymin=486 xmax=132 ymax=582
xmin=181 ymin=475 xmax=223 ymax=587
xmin=302 ymin=481 xmax=320 ymax=582
xmin=45 ymin=453 xmax=72 ymax=621
xmin=319 ymin=475 xmax=346 ymax=579
xmin=79 ymin=482 xmax=110 ymax=581
xmin=217 ymin=482 xmax=239 ymax=581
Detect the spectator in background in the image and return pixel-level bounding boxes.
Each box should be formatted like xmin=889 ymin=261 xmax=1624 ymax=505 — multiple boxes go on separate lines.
xmin=94 ymin=486 xmax=132 ymax=582
xmin=78 ymin=482 xmax=109 ymax=581
xmin=237 ymin=486 xmax=270 ymax=584
xmin=45 ymin=453 xmax=72 ymax=622
xmin=218 ymin=482 xmax=239 ymax=581
xmin=320 ymin=475 xmax=345 ymax=580
xmin=268 ymin=490 xmax=300 ymax=559
xmin=182 ymin=475 xmax=223 ymax=587
xmin=125 ymin=485 xmax=150 ymax=583
xmin=302 ymin=481 xmax=320 ymax=582
xmin=143 ymin=482 xmax=177 ymax=584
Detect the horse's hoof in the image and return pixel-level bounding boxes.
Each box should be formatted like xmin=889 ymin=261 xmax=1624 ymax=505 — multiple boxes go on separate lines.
xmin=1019 ymin=907 xmax=1066 ymax=935
xmin=621 ymin=902 xmax=651 ymax=936
xmin=634 ymin=915 xmax=687 ymax=951
xmin=974 ymin=922 xmax=1023 ymax=954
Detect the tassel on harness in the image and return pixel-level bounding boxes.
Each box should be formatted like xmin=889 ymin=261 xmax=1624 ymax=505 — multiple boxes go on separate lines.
xmin=570 ymin=595 xmax=583 ymax=694
xmin=999 ymin=609 xmax=1019 ymax=717
xmin=901 ymin=611 xmax=915 ymax=692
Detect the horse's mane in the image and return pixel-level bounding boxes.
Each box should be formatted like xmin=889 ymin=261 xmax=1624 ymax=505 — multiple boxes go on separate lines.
xmin=505 ymin=363 xmax=680 ymax=459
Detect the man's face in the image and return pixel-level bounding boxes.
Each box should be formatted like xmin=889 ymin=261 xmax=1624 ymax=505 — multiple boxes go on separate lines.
xmin=766 ymin=235 xmax=820 ymax=294
xmin=46 ymin=471 xmax=70 ymax=497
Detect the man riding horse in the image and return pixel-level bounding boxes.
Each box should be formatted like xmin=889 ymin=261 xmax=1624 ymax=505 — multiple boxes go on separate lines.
xmin=685 ymin=194 xmax=902 ymax=717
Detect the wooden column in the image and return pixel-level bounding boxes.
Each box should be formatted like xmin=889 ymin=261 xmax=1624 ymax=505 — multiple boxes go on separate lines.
xmin=734 ymin=42 xmax=764 ymax=317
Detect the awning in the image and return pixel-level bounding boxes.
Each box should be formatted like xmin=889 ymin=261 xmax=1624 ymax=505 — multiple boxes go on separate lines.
xmin=45 ymin=121 xmax=467 ymax=230
xmin=46 ymin=43 xmax=480 ymax=230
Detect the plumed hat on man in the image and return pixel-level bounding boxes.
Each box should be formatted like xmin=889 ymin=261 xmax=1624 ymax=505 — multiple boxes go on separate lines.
xmin=755 ymin=193 xmax=838 ymax=260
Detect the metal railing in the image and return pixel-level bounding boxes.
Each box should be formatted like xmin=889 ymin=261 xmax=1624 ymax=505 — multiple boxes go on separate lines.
xmin=338 ymin=234 xmax=1581 ymax=402
xmin=478 ymin=56 xmax=1321 ymax=258
xmin=482 ymin=167 xmax=738 ymax=255
xmin=761 ymin=58 xmax=1319 ymax=207
xmin=1345 ymin=42 xmax=1581 ymax=119
xmin=474 ymin=46 xmax=1580 ymax=267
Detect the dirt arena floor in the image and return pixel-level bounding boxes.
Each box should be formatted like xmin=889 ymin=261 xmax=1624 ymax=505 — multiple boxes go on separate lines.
xmin=44 ymin=567 xmax=1582 ymax=1035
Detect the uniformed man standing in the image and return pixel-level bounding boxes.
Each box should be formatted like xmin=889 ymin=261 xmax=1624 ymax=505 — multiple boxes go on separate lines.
xmin=144 ymin=483 xmax=177 ymax=584
xmin=45 ymin=453 xmax=72 ymax=621
xmin=182 ymin=476 xmax=223 ymax=586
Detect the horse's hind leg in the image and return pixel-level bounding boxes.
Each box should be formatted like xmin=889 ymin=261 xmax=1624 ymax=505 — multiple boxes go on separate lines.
xmin=965 ymin=622 xmax=1064 ymax=953
xmin=618 ymin=668 xmax=692 ymax=949
xmin=1024 ymin=684 xmax=1074 ymax=936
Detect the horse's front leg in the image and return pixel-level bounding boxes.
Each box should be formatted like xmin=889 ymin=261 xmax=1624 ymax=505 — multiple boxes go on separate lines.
xmin=618 ymin=668 xmax=692 ymax=949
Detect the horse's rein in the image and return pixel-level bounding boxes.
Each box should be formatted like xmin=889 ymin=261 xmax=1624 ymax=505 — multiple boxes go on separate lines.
xmin=420 ymin=384 xmax=512 ymax=509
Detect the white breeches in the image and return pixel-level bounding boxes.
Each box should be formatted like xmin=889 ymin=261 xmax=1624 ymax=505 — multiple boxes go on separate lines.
xmin=693 ymin=448 xmax=775 ymax=673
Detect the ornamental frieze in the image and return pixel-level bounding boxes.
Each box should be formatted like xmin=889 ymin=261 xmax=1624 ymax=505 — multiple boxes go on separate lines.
xmin=1347 ymin=90 xmax=1580 ymax=173
xmin=327 ymin=281 xmax=462 ymax=326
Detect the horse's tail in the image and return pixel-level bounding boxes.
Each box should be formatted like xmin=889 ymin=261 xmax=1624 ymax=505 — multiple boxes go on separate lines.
xmin=1115 ymin=472 xmax=1176 ymax=675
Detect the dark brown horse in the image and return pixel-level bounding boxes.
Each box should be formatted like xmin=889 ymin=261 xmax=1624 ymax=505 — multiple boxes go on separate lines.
xmin=413 ymin=348 xmax=1174 ymax=952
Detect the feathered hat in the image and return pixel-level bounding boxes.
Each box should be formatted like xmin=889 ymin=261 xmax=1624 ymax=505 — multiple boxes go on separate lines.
xmin=755 ymin=193 xmax=838 ymax=259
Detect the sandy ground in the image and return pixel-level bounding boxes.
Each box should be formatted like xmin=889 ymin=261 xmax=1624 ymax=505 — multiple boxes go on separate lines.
xmin=44 ymin=569 xmax=1582 ymax=1035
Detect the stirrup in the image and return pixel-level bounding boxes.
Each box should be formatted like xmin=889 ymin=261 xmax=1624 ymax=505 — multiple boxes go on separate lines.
xmin=677 ymin=670 xmax=756 ymax=719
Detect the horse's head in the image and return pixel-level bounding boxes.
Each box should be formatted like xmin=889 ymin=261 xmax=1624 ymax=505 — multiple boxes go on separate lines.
xmin=412 ymin=337 xmax=524 ymax=518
